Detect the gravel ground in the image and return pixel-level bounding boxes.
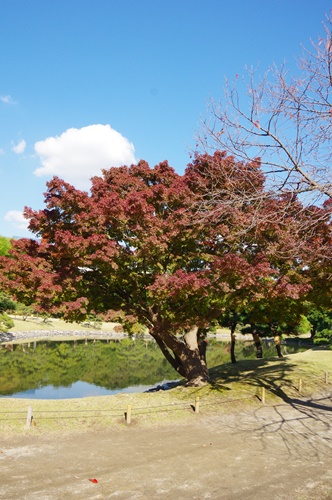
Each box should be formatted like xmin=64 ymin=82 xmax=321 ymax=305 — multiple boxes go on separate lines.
xmin=1 ymin=393 xmax=332 ymax=499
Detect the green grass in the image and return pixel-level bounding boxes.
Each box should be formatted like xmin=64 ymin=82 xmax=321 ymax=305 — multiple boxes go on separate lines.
xmin=208 ymin=348 xmax=331 ymax=401
xmin=8 ymin=316 xmax=119 ymax=333
xmin=0 ymin=348 xmax=330 ymax=436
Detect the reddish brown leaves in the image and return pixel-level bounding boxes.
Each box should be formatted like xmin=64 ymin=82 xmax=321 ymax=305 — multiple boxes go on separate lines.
xmin=0 ymin=151 xmax=330 ymax=338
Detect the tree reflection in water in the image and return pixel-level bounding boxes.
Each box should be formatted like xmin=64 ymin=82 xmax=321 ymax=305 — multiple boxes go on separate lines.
xmin=0 ymin=338 xmax=306 ymax=398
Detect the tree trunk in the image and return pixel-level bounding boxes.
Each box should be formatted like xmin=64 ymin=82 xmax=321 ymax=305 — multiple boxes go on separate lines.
xmin=183 ymin=326 xmax=210 ymax=385
xmin=252 ymin=330 xmax=263 ymax=358
xmin=230 ymin=323 xmax=237 ymax=363
xmin=153 ymin=336 xmax=186 ymax=378
xmin=273 ymin=334 xmax=283 ymax=358
xmin=310 ymin=326 xmax=317 ymax=340
xmin=151 ymin=325 xmax=210 ymax=386
xmin=197 ymin=328 xmax=208 ymax=364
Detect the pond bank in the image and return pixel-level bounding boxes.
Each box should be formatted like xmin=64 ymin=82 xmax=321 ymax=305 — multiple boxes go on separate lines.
xmin=0 ymin=329 xmax=126 ymax=344
xmin=0 ymin=329 xmax=256 ymax=344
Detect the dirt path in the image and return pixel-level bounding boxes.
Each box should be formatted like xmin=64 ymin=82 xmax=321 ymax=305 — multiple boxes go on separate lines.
xmin=1 ymin=394 xmax=332 ymax=499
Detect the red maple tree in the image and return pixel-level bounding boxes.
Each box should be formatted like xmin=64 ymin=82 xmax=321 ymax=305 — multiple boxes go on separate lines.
xmin=1 ymin=153 xmax=330 ymax=385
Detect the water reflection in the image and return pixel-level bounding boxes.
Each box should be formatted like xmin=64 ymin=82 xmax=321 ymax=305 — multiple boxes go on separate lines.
xmin=0 ymin=338 xmax=307 ymax=398
xmin=8 ymin=380 xmax=174 ymax=399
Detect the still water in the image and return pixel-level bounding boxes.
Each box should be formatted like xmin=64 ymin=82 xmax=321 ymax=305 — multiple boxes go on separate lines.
xmin=0 ymin=337 xmax=307 ymax=399
xmin=8 ymin=380 xmax=174 ymax=399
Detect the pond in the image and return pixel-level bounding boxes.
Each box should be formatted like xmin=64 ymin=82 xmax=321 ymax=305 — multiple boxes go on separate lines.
xmin=0 ymin=337 xmax=309 ymax=399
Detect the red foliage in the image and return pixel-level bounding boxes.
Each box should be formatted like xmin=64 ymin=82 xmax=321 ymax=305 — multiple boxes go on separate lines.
xmin=0 ymin=152 xmax=330 ymax=335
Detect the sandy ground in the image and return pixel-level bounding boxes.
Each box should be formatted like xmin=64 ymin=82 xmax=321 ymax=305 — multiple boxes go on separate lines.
xmin=1 ymin=393 xmax=332 ymax=500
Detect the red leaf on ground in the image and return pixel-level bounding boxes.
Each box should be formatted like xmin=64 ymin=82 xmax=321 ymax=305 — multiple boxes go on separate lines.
xmin=89 ymin=478 xmax=98 ymax=484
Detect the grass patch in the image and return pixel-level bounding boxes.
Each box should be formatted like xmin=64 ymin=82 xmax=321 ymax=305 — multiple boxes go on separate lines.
xmin=209 ymin=348 xmax=331 ymax=402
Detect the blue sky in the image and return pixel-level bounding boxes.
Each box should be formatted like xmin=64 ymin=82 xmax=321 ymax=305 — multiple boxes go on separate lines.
xmin=0 ymin=0 xmax=330 ymax=237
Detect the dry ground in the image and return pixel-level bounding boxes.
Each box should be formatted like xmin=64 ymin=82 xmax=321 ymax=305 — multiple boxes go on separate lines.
xmin=1 ymin=392 xmax=332 ymax=500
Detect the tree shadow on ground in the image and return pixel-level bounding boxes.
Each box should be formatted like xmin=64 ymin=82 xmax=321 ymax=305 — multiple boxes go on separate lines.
xmin=207 ymin=356 xmax=332 ymax=461
xmin=249 ymin=394 xmax=332 ymax=461
xmin=209 ymin=356 xmax=297 ymax=401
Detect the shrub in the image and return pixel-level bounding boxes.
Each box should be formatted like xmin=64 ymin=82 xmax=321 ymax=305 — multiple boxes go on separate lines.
xmin=0 ymin=313 xmax=14 ymax=333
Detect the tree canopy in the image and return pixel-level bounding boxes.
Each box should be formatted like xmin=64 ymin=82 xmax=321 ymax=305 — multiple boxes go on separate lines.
xmin=0 ymin=236 xmax=12 ymax=256
xmin=0 ymin=153 xmax=331 ymax=384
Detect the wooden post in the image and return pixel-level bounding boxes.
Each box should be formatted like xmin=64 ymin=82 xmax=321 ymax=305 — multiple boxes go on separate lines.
xmin=325 ymin=372 xmax=328 ymax=384
xmin=261 ymin=387 xmax=265 ymax=404
xmin=298 ymin=378 xmax=302 ymax=393
xmin=126 ymin=404 xmax=132 ymax=424
xmin=26 ymin=406 xmax=33 ymax=429
xmin=195 ymin=396 xmax=200 ymax=414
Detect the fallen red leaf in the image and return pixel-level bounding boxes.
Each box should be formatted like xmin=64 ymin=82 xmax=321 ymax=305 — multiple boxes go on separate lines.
xmin=89 ymin=478 xmax=98 ymax=484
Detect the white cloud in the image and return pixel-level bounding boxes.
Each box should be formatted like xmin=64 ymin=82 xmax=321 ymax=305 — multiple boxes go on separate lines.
xmin=11 ymin=139 xmax=26 ymax=154
xmin=33 ymin=124 xmax=136 ymax=190
xmin=0 ymin=95 xmax=15 ymax=104
xmin=4 ymin=210 xmax=29 ymax=230
xmin=0 ymin=148 xmax=4 ymax=155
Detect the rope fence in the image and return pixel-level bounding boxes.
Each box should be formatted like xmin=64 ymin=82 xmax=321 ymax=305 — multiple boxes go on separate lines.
xmin=0 ymin=370 xmax=329 ymax=429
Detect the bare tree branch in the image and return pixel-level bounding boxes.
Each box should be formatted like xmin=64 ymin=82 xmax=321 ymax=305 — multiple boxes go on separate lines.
xmin=198 ymin=13 xmax=332 ymax=205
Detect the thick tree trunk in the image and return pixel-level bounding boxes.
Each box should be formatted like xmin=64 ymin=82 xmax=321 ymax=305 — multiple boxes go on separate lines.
xmin=183 ymin=326 xmax=210 ymax=385
xmin=252 ymin=330 xmax=263 ymax=358
xmin=154 ymin=336 xmax=186 ymax=378
xmin=151 ymin=325 xmax=210 ymax=386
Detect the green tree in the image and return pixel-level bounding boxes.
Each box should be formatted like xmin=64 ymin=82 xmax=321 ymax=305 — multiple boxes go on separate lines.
xmin=217 ymin=310 xmax=246 ymax=364
xmin=0 ymin=312 xmax=14 ymax=333
xmin=0 ymin=236 xmax=11 ymax=256
xmin=0 ymin=293 xmax=16 ymax=313
xmin=0 ymin=237 xmax=14 ymax=333
xmin=306 ymin=306 xmax=332 ymax=342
